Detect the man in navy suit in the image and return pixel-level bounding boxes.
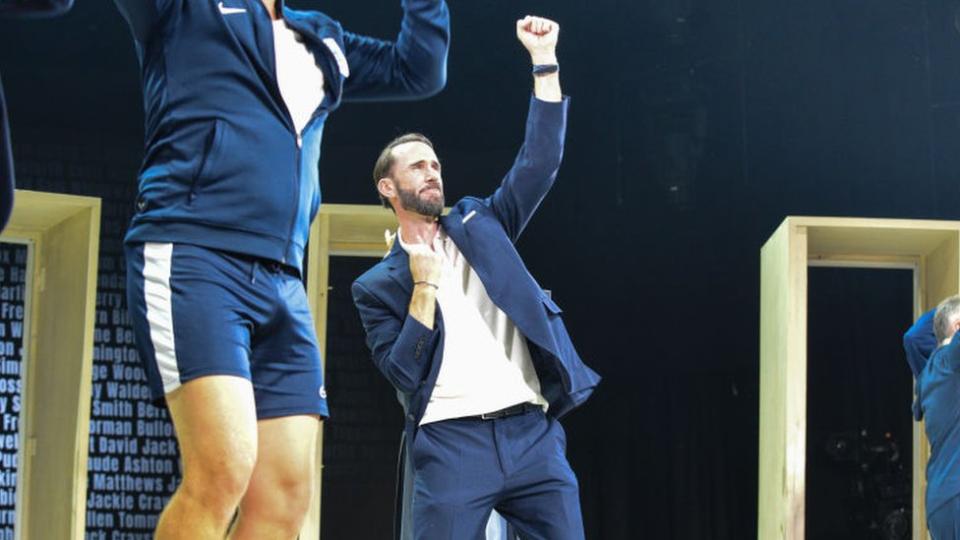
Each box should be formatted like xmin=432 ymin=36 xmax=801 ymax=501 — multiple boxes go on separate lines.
xmin=0 ymin=0 xmax=74 ymax=232
xmin=353 ymin=16 xmax=600 ymax=539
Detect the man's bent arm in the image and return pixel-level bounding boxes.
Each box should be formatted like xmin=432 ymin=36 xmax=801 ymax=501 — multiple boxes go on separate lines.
xmin=342 ymin=0 xmax=450 ymax=101
xmin=904 ymin=309 xmax=937 ymax=377
xmin=352 ymin=281 xmax=438 ymax=394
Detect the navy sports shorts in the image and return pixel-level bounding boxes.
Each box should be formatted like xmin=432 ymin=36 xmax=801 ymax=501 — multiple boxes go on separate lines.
xmin=125 ymin=242 xmax=329 ymax=419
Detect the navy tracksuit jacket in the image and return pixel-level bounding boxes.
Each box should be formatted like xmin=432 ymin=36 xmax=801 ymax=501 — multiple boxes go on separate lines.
xmin=113 ymin=0 xmax=450 ymax=270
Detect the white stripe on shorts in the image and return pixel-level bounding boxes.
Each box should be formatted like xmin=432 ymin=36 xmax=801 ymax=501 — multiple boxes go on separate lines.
xmin=143 ymin=242 xmax=181 ymax=394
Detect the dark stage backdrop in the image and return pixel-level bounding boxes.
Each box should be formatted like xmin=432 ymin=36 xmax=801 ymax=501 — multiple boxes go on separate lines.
xmin=0 ymin=0 xmax=955 ymax=537
xmin=807 ymin=268 xmax=915 ymax=540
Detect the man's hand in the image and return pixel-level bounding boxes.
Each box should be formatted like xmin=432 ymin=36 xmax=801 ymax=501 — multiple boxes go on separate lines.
xmin=517 ymin=16 xmax=562 ymax=102
xmin=517 ymin=15 xmax=559 ymax=65
xmin=407 ymin=239 xmax=442 ymax=286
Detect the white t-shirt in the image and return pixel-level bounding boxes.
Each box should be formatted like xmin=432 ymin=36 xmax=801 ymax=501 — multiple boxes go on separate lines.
xmin=398 ymin=228 xmax=548 ymax=425
xmin=272 ymin=20 xmax=325 ymax=139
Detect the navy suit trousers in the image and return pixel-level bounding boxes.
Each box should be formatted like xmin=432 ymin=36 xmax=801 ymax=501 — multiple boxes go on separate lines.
xmin=411 ymin=408 xmax=584 ymax=540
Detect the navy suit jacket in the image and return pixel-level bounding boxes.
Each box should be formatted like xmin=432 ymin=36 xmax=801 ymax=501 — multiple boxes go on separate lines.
xmin=0 ymin=0 xmax=74 ymax=231
xmin=352 ymin=96 xmax=600 ymax=442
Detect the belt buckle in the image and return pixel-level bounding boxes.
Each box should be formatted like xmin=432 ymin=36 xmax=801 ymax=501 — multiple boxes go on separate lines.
xmin=479 ymin=403 xmax=524 ymax=421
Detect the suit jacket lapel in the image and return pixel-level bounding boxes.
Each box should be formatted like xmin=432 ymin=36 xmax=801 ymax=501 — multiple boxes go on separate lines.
xmin=441 ymin=212 xmax=505 ymax=302
xmin=440 ymin=213 xmax=479 ymax=272
xmin=444 ymin=210 xmax=548 ymax=352
xmin=384 ymin=240 xmax=413 ymax=296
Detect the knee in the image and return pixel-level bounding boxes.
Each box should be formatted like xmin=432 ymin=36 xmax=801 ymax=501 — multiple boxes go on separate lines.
xmin=276 ymin=472 xmax=313 ymax=511
xmin=277 ymin=478 xmax=313 ymax=531
xmin=271 ymin=472 xmax=314 ymax=519
xmin=180 ymin=449 xmax=257 ymax=514
xmin=243 ymin=469 xmax=314 ymax=530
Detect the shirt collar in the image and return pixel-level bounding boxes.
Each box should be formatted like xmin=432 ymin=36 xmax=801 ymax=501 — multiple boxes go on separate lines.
xmin=397 ymin=226 xmax=446 ymax=254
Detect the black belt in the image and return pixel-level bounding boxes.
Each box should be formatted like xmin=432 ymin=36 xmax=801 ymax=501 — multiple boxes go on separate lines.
xmin=260 ymin=259 xmax=297 ymax=276
xmin=234 ymin=252 xmax=300 ymax=278
xmin=468 ymin=402 xmax=540 ymax=421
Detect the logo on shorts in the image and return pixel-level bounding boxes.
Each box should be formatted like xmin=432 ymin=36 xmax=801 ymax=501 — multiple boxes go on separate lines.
xmin=319 ymin=385 xmax=327 ymax=399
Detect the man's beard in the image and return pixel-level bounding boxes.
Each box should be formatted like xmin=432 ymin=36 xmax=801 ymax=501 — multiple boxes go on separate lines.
xmin=397 ymin=185 xmax=444 ymax=218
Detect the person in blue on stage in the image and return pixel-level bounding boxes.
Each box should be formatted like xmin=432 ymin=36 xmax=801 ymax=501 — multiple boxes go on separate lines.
xmin=353 ymin=16 xmax=600 ymax=539
xmin=0 ymin=0 xmax=74 ymax=232
xmin=113 ymin=0 xmax=450 ymax=538
xmin=905 ymin=298 xmax=960 ymax=539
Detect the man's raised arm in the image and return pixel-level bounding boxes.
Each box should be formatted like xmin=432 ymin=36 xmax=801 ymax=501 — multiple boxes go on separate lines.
xmin=487 ymin=16 xmax=569 ymax=242
xmin=342 ymin=0 xmax=450 ymax=101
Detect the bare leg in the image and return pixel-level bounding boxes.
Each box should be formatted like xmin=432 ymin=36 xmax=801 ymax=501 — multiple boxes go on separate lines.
xmin=229 ymin=415 xmax=321 ymax=540
xmin=155 ymin=376 xmax=259 ymax=540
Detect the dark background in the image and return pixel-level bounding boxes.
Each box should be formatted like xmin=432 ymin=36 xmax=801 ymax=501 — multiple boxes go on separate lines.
xmin=1 ymin=0 xmax=952 ymax=537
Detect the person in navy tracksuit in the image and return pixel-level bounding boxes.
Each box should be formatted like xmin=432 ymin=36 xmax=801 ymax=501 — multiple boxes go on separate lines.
xmin=905 ymin=303 xmax=960 ymax=539
xmin=113 ymin=0 xmax=449 ymax=537
xmin=0 ymin=0 xmax=74 ymax=232
xmin=353 ymin=17 xmax=599 ymax=539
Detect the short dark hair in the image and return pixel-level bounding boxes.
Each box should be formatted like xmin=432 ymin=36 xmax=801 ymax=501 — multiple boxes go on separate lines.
xmin=372 ymin=133 xmax=435 ymax=209
xmin=935 ymin=295 xmax=960 ymax=343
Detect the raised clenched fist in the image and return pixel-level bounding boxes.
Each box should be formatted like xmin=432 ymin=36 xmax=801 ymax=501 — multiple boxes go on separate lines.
xmin=516 ymin=15 xmax=559 ymax=65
